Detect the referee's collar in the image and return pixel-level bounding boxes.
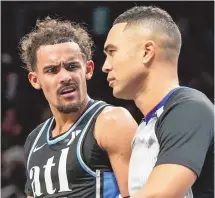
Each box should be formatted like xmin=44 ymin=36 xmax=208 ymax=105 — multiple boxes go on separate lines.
xmin=143 ymin=86 xmax=186 ymax=124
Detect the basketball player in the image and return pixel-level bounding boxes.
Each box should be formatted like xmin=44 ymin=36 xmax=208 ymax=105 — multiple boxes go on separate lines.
xmin=19 ymin=17 xmax=137 ymax=198
xmin=102 ymin=6 xmax=214 ymax=198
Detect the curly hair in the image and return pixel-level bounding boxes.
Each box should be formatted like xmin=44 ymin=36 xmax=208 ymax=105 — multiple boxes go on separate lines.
xmin=19 ymin=17 xmax=94 ymax=72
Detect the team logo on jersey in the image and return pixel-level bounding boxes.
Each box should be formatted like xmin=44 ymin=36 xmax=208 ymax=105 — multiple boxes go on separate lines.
xmin=67 ymin=130 xmax=81 ymax=146
xmin=29 ymin=147 xmax=72 ymax=196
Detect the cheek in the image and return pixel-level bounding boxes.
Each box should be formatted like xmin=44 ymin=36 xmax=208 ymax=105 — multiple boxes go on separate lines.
xmin=112 ymin=55 xmax=124 ymax=73
xmin=113 ymin=56 xmax=131 ymax=76
xmin=74 ymin=72 xmax=87 ymax=90
xmin=40 ymin=78 xmax=57 ymax=96
xmin=76 ymin=72 xmax=84 ymax=84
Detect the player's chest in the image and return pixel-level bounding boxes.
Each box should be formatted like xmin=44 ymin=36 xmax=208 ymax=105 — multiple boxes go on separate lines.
xmin=28 ymin=129 xmax=85 ymax=181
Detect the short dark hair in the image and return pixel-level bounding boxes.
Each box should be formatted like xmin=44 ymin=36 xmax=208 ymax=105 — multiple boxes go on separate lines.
xmin=113 ymin=6 xmax=182 ymax=56
xmin=19 ymin=17 xmax=94 ymax=72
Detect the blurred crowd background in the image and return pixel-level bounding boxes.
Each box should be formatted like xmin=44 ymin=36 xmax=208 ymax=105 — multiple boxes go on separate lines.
xmin=1 ymin=1 xmax=214 ymax=197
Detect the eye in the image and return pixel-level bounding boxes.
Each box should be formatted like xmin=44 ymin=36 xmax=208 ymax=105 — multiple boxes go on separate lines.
xmin=46 ymin=67 xmax=57 ymax=74
xmin=66 ymin=62 xmax=79 ymax=71
xmin=108 ymin=50 xmax=115 ymax=56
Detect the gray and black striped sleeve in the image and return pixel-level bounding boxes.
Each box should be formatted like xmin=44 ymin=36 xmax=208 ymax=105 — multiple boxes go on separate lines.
xmin=155 ymin=97 xmax=214 ymax=177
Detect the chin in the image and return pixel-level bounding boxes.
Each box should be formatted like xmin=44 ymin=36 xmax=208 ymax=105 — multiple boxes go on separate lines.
xmin=57 ymin=99 xmax=84 ymax=114
xmin=57 ymin=103 xmax=81 ymax=114
xmin=113 ymin=88 xmax=132 ymax=100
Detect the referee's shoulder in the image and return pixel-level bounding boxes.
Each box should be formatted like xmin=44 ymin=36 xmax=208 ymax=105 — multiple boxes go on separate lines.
xmin=170 ymin=87 xmax=213 ymax=108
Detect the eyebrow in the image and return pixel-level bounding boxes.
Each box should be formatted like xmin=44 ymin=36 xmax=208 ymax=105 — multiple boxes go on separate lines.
xmin=104 ymin=44 xmax=117 ymax=53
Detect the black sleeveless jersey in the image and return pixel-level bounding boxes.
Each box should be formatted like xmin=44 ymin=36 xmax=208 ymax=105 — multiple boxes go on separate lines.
xmin=24 ymin=100 xmax=120 ymax=198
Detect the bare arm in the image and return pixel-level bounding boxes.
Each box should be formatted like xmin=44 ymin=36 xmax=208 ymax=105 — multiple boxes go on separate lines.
xmin=131 ymin=164 xmax=196 ymax=198
xmin=27 ymin=196 xmax=34 ymax=198
xmin=94 ymin=106 xmax=138 ymax=197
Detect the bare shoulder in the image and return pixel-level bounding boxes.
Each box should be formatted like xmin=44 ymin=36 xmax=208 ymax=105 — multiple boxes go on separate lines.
xmin=94 ymin=106 xmax=138 ymax=151
xmin=97 ymin=106 xmax=137 ymax=131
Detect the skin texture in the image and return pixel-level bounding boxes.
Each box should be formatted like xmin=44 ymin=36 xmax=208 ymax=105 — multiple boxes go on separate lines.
xmin=102 ymin=23 xmax=197 ymax=198
xmin=27 ymin=42 xmax=137 ymax=197
xmin=103 ymin=23 xmax=149 ymax=101
xmin=29 ymin=42 xmax=94 ymax=134
xmin=95 ymin=106 xmax=138 ymax=196
xmin=103 ymin=23 xmax=179 ymax=115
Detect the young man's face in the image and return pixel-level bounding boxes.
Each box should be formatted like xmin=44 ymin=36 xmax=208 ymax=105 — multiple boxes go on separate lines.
xmin=102 ymin=23 xmax=150 ymax=100
xmin=28 ymin=42 xmax=94 ymax=113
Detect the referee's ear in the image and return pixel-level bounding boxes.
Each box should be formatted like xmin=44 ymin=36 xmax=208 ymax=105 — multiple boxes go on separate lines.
xmin=28 ymin=72 xmax=41 ymax=90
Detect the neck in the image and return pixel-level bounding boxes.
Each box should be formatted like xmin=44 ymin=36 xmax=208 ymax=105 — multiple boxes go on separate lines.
xmin=50 ymin=95 xmax=91 ymax=137
xmin=134 ymin=65 xmax=179 ymax=117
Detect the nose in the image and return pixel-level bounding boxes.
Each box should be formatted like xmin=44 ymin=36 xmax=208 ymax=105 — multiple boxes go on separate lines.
xmin=102 ymin=59 xmax=112 ymax=73
xmin=59 ymin=68 xmax=72 ymax=85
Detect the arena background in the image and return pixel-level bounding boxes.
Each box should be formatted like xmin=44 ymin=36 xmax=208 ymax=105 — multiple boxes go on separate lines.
xmin=1 ymin=1 xmax=214 ymax=197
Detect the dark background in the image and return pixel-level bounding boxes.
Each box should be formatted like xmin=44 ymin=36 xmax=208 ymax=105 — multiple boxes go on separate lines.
xmin=1 ymin=1 xmax=214 ymax=197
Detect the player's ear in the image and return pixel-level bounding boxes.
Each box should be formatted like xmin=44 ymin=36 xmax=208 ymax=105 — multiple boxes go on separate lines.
xmin=86 ymin=60 xmax=94 ymax=80
xmin=28 ymin=72 xmax=41 ymax=89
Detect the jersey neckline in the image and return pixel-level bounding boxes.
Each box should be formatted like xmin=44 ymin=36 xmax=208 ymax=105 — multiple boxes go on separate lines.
xmin=46 ymin=100 xmax=102 ymax=145
xmin=144 ymin=86 xmax=187 ymax=124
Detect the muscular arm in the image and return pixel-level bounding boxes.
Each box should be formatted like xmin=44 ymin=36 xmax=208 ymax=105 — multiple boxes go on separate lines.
xmin=94 ymin=106 xmax=138 ymax=197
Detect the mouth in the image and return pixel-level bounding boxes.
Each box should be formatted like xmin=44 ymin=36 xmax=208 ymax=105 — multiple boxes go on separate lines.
xmin=107 ymin=77 xmax=115 ymax=82
xmin=58 ymin=85 xmax=77 ymax=97
xmin=60 ymin=88 xmax=76 ymax=95
xmin=108 ymin=78 xmax=115 ymax=87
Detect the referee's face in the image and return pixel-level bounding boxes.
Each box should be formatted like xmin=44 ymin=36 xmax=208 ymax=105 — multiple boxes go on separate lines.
xmin=28 ymin=42 xmax=94 ymax=114
xmin=102 ymin=23 xmax=150 ymax=100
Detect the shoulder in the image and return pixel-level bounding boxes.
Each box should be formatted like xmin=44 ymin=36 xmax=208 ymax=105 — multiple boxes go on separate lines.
xmin=94 ymin=106 xmax=138 ymax=150
xmin=162 ymin=87 xmax=214 ymax=121
xmin=155 ymin=89 xmax=214 ymax=176
xmin=166 ymin=87 xmax=213 ymax=108
xmin=24 ymin=121 xmax=47 ymax=149
xmin=98 ymin=106 xmax=137 ymax=128
xmin=157 ymin=88 xmax=214 ymax=139
xmin=24 ymin=121 xmax=47 ymax=162
xmin=26 ymin=122 xmax=46 ymax=140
